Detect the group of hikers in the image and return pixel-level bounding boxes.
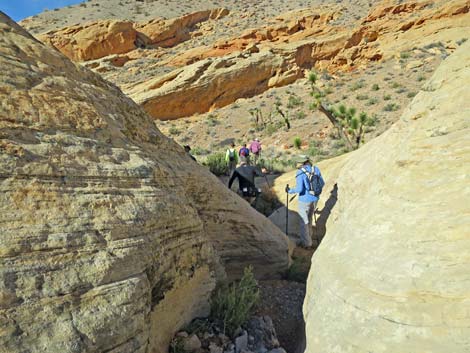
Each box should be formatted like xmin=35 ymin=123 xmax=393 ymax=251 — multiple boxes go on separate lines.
xmin=224 ymin=140 xmax=324 ymax=249
xmin=184 ymin=138 xmax=325 ymax=249
xmin=224 ymin=138 xmax=262 ymax=175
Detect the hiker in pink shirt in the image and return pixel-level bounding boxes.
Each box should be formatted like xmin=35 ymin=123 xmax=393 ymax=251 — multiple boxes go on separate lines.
xmin=249 ymin=138 xmax=262 ymax=165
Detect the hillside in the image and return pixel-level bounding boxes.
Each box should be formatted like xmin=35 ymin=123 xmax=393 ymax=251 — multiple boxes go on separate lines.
xmin=19 ymin=0 xmax=470 ymax=168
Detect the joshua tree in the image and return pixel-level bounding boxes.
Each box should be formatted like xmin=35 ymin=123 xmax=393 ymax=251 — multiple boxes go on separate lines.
xmin=249 ymin=108 xmax=264 ymax=128
xmin=274 ymin=101 xmax=290 ymax=130
xmin=308 ymin=71 xmax=373 ymax=150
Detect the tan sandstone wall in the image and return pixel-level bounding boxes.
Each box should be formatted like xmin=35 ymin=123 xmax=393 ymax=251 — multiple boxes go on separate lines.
xmin=303 ymin=41 xmax=470 ymax=352
xmin=0 ymin=13 xmax=288 ymax=353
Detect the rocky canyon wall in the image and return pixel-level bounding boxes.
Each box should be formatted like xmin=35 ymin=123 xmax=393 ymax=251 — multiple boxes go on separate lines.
xmin=303 ymin=41 xmax=470 ymax=352
xmin=0 ymin=13 xmax=288 ymax=353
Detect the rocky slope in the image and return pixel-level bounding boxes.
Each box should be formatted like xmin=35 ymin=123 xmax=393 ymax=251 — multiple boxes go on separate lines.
xmin=0 ymin=13 xmax=288 ymax=353
xmin=299 ymin=41 xmax=470 ymax=352
xmin=22 ymin=0 xmax=470 ymax=121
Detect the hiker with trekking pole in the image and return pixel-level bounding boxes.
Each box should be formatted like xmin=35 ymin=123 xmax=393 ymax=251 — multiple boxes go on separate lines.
xmin=285 ymin=155 xmax=325 ymax=248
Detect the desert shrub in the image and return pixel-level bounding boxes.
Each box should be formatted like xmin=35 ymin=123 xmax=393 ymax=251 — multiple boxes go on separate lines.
xmin=207 ymin=115 xmax=219 ymax=127
xmin=307 ymin=140 xmax=321 ymax=157
xmin=257 ymin=158 xmax=295 ymax=173
xmin=456 ymin=38 xmax=468 ymax=46
xmin=383 ymin=103 xmax=400 ymax=112
xmin=417 ymin=74 xmax=426 ymax=82
xmin=191 ymin=147 xmax=209 ymax=155
xmin=407 ymin=91 xmax=417 ymax=98
xmin=396 ymin=87 xmax=407 ymax=94
xmin=356 ymin=94 xmax=369 ymax=100
xmin=284 ymin=256 xmax=309 ymax=283
xmin=295 ymin=111 xmax=306 ymax=119
xmin=203 ymin=152 xmax=228 ymax=176
xmin=168 ymin=126 xmax=180 ymax=135
xmin=400 ymin=51 xmax=411 ymax=59
xmin=287 ymin=95 xmax=303 ymax=108
xmin=349 ymin=81 xmax=365 ymax=91
xmin=210 ymin=266 xmax=260 ymax=336
xmin=391 ymin=82 xmax=401 ymax=89
xmin=366 ymin=98 xmax=378 ymax=106
xmin=293 ymin=137 xmax=302 ymax=149
xmin=383 ymin=94 xmax=392 ymax=101
xmin=371 ymin=83 xmax=380 ymax=91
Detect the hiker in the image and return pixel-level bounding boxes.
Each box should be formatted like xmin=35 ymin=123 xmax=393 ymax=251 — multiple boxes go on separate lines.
xmin=225 ymin=142 xmax=238 ymax=175
xmin=239 ymin=143 xmax=250 ymax=163
xmin=249 ymin=138 xmax=262 ymax=164
xmin=286 ymin=156 xmax=325 ymax=248
xmin=184 ymin=145 xmax=196 ymax=161
xmin=228 ymin=158 xmax=266 ymax=203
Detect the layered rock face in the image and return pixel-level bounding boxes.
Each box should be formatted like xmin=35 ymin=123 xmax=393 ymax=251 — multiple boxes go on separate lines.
xmin=38 ymin=8 xmax=229 ymax=62
xmin=0 ymin=13 xmax=288 ymax=353
xmin=31 ymin=0 xmax=470 ymax=120
xmin=303 ymin=42 xmax=470 ymax=352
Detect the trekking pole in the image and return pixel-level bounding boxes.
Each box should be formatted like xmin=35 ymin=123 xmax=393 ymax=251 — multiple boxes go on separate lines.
xmin=312 ymin=203 xmax=320 ymax=246
xmin=285 ymin=184 xmax=289 ymax=236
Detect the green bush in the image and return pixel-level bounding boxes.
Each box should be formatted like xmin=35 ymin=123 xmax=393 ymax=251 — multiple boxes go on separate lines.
xmin=168 ymin=126 xmax=180 ymax=135
xmin=400 ymin=51 xmax=411 ymax=59
xmin=284 ymin=256 xmax=308 ymax=283
xmin=349 ymin=81 xmax=365 ymax=91
xmin=293 ymin=137 xmax=302 ymax=149
xmin=356 ymin=94 xmax=369 ymax=101
xmin=210 ymin=266 xmax=260 ymax=336
xmin=287 ymin=95 xmax=303 ymax=108
xmin=417 ymin=74 xmax=426 ymax=82
xmin=407 ymin=91 xmax=417 ymax=98
xmin=203 ymin=152 xmax=228 ymax=176
xmin=383 ymin=94 xmax=392 ymax=101
xmin=192 ymin=146 xmax=209 ymax=155
xmin=366 ymin=98 xmax=378 ymax=106
xmin=307 ymin=140 xmax=321 ymax=158
xmin=296 ymin=111 xmax=306 ymax=119
xmin=384 ymin=103 xmax=400 ymax=112
xmin=371 ymin=83 xmax=380 ymax=91
xmin=207 ymin=115 xmax=219 ymax=127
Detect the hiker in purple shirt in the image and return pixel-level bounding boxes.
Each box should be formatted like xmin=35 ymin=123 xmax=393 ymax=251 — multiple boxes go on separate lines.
xmin=249 ymin=138 xmax=262 ymax=165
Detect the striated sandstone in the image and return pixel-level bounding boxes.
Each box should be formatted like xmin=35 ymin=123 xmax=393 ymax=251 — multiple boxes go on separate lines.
xmin=36 ymin=8 xmax=229 ymax=62
xmin=38 ymin=20 xmax=137 ymax=62
xmin=136 ymin=8 xmax=229 ymax=48
xmin=127 ymin=49 xmax=303 ymax=120
xmin=128 ymin=0 xmax=469 ymax=120
xmin=302 ymin=41 xmax=470 ymax=352
xmin=0 ymin=13 xmax=288 ymax=353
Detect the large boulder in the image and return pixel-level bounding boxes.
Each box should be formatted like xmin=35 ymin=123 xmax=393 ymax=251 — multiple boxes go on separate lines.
xmin=0 ymin=13 xmax=288 ymax=353
xmin=38 ymin=20 xmax=138 ymax=62
xmin=303 ymin=42 xmax=470 ymax=351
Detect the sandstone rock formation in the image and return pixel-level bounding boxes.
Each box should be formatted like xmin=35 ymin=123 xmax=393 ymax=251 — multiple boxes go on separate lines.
xmin=31 ymin=1 xmax=470 ymax=120
xmin=135 ymin=8 xmax=229 ymax=48
xmin=38 ymin=20 xmax=138 ymax=61
xmin=302 ymin=41 xmax=470 ymax=352
xmin=127 ymin=49 xmax=302 ymax=120
xmin=38 ymin=8 xmax=229 ymax=62
xmin=0 ymin=13 xmax=288 ymax=353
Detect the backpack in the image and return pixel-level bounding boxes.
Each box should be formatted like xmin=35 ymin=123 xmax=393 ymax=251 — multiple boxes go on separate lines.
xmin=228 ymin=149 xmax=235 ymax=161
xmin=240 ymin=147 xmax=249 ymax=157
xmin=301 ymin=166 xmax=324 ymax=197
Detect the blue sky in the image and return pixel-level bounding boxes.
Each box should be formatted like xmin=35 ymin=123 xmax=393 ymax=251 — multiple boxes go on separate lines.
xmin=0 ymin=0 xmax=85 ymax=21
